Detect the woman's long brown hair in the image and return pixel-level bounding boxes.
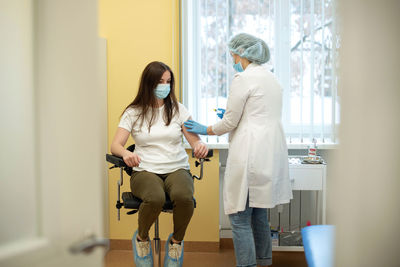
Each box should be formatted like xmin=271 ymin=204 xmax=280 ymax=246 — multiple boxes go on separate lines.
xmin=121 ymin=61 xmax=179 ymax=132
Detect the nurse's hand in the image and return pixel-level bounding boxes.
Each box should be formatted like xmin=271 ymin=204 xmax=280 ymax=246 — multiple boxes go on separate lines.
xmin=122 ymin=150 xmax=141 ymax=167
xmin=193 ymin=141 xmax=208 ymax=159
xmin=184 ymin=120 xmax=208 ymax=135
xmin=215 ymin=108 xmax=225 ymax=119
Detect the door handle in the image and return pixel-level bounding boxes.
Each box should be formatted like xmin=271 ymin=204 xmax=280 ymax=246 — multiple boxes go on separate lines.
xmin=69 ymin=234 xmax=110 ymax=254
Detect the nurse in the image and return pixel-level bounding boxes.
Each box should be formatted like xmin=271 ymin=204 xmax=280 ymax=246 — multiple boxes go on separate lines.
xmin=184 ymin=33 xmax=293 ymax=267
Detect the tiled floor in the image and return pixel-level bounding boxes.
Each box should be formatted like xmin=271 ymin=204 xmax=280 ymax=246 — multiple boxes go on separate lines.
xmin=105 ymin=248 xmax=307 ymax=267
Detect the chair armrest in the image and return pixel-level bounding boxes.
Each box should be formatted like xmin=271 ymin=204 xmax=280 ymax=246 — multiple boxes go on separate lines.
xmin=106 ymin=154 xmax=127 ymax=168
xmin=192 ymin=149 xmax=214 ymax=158
xmin=106 ymin=144 xmax=134 ymax=168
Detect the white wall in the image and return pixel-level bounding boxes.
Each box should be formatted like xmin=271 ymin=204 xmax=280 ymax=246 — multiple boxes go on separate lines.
xmin=330 ymin=1 xmax=400 ymax=266
xmin=0 ymin=0 xmax=37 ymax=246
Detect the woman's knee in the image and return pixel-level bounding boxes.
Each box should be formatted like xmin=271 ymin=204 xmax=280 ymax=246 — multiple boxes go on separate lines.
xmin=170 ymin=190 xmax=194 ymax=205
xmin=144 ymin=193 xmax=165 ymax=209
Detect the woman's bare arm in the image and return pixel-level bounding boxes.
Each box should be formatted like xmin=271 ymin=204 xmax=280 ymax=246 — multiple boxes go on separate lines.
xmin=182 ymin=117 xmax=209 ymax=159
xmin=110 ymin=127 xmax=141 ymax=167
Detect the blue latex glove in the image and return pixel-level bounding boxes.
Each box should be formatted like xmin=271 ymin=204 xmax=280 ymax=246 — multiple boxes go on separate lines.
xmin=215 ymin=108 xmax=225 ymax=119
xmin=184 ymin=120 xmax=208 ymax=135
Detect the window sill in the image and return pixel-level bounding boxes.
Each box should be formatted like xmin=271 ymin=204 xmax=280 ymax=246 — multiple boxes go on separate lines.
xmin=184 ymin=142 xmax=338 ymax=150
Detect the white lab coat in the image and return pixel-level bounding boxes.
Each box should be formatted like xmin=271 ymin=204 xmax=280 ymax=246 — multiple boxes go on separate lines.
xmin=212 ymin=63 xmax=293 ymax=215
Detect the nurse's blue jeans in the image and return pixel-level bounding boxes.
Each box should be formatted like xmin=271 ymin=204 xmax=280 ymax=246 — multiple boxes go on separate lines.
xmin=228 ymin=198 xmax=272 ymax=267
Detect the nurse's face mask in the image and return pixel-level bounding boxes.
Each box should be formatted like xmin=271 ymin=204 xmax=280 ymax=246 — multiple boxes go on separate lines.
xmin=231 ymin=52 xmax=244 ymax=73
xmin=154 ymin=83 xmax=170 ymax=99
xmin=233 ymin=61 xmax=244 ymax=73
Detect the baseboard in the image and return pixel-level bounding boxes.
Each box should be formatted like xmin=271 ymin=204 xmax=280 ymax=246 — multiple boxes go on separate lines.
xmin=110 ymin=239 xmax=220 ymax=252
xmin=219 ymin=238 xmax=234 ymax=249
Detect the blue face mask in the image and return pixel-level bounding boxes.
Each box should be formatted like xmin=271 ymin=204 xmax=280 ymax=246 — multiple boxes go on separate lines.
xmin=154 ymin=83 xmax=170 ymax=99
xmin=233 ymin=61 xmax=244 ymax=72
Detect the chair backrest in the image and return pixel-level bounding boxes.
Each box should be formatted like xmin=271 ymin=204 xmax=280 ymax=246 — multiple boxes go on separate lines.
xmin=301 ymin=225 xmax=335 ymax=267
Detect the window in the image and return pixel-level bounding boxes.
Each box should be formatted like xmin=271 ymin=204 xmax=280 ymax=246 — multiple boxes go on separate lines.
xmin=181 ymin=0 xmax=339 ymax=145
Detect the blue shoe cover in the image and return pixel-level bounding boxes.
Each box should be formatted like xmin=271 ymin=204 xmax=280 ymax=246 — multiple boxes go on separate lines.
xmin=164 ymin=233 xmax=184 ymax=267
xmin=132 ymin=230 xmax=153 ymax=267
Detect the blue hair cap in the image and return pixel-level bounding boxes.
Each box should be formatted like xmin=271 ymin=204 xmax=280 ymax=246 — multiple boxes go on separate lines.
xmin=228 ymin=33 xmax=270 ymax=64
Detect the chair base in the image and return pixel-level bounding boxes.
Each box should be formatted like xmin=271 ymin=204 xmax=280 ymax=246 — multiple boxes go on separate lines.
xmin=153 ymin=216 xmax=161 ymax=267
xmin=153 ymin=236 xmax=161 ymax=267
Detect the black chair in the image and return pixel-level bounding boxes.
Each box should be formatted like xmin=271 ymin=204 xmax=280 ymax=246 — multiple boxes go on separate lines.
xmin=106 ymin=144 xmax=213 ymax=267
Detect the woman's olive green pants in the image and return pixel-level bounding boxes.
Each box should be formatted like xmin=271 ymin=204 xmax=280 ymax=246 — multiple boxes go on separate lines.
xmin=130 ymin=169 xmax=194 ymax=242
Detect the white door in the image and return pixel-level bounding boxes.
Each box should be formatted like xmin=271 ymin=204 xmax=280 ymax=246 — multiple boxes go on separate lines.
xmin=0 ymin=1 xmax=108 ymax=266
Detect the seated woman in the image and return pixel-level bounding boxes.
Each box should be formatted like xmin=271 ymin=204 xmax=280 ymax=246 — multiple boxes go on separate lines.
xmin=110 ymin=61 xmax=208 ymax=267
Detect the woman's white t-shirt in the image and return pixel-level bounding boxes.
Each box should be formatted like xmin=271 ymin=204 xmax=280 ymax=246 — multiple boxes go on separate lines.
xmin=118 ymin=103 xmax=191 ymax=174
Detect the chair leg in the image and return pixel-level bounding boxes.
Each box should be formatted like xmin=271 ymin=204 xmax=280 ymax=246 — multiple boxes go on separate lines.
xmin=153 ymin=217 xmax=161 ymax=267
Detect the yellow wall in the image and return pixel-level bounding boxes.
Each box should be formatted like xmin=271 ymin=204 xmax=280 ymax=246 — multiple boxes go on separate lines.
xmin=99 ymin=0 xmax=220 ymax=242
